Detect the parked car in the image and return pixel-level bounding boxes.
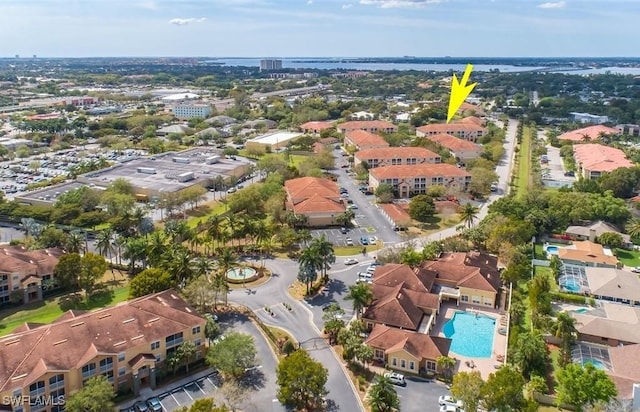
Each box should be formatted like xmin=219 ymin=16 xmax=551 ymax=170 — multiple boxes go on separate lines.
xmin=341 ymin=227 xmax=348 ymax=234
xmin=146 ymin=398 xmax=162 ymax=412
xmin=439 ymin=406 xmax=458 ymax=412
xmin=348 ymin=204 xmax=359 ymax=210
xmin=368 ymin=237 xmax=377 ymax=245
xmin=344 ymin=258 xmax=358 ymax=265
xmin=226 ymin=187 xmax=237 ymax=194
xmin=384 ymin=372 xmax=406 ymax=386
xmin=345 ymin=237 xmax=354 ymax=246
xmin=439 ymin=395 xmax=464 ymax=408
xmin=632 ymin=267 xmax=640 ymax=273
xmin=360 ymin=237 xmax=369 ymax=245
xmin=134 ymin=401 xmax=149 ymax=412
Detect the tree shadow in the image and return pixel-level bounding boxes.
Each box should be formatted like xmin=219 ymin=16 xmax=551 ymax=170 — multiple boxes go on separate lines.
xmin=239 ymin=368 xmax=266 ymax=391
xmin=58 ymin=287 xmax=115 ymax=311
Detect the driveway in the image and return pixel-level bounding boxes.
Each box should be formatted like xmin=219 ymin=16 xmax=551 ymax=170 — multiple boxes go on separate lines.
xmin=395 ymin=378 xmax=452 ymax=412
xmin=310 ymin=227 xmax=375 ymax=247
xmin=542 ymin=145 xmax=575 ymax=188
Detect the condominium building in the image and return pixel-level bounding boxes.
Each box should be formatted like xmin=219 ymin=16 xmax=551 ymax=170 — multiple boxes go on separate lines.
xmin=416 ymin=118 xmax=487 ymax=142
xmin=0 ymin=246 xmax=63 ymax=306
xmin=337 ymin=120 xmax=398 ymax=135
xmin=425 ymin=133 xmax=483 ymax=162
xmin=172 ymin=104 xmax=212 ymax=120
xmin=573 ymin=143 xmax=634 ymax=179
xmin=368 ymin=163 xmax=471 ymax=198
xmin=354 ymin=147 xmax=441 ymax=168
xmin=343 ymin=130 xmax=389 ymax=151
xmin=0 ymin=290 xmax=207 ymax=412
xmin=260 ymin=59 xmax=283 ymax=71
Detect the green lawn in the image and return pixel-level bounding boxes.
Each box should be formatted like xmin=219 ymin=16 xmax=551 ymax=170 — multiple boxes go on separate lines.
xmin=334 ymin=242 xmax=383 ymax=256
xmin=534 ymin=243 xmax=548 ymax=260
xmin=0 ymin=285 xmax=130 ymax=337
xmin=615 ymin=248 xmax=640 ymax=267
xmin=516 ymin=126 xmax=533 ymax=199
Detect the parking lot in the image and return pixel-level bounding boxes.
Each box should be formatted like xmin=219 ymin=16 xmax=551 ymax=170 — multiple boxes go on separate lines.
xmin=310 ymin=226 xmax=377 ymax=247
xmin=155 ymin=372 xmax=221 ymax=411
xmin=542 ymin=145 xmax=575 ymax=188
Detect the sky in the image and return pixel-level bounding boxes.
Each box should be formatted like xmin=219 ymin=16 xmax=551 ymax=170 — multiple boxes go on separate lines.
xmin=0 ymin=0 xmax=639 ymax=58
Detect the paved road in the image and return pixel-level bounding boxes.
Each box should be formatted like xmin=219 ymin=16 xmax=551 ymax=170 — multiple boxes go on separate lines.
xmin=228 ymin=258 xmax=365 ymax=412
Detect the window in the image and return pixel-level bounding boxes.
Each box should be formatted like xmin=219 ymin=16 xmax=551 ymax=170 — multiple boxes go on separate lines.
xmin=118 ymin=352 xmax=125 ymax=362
xmin=192 ymin=326 xmax=201 ymax=335
xmin=151 ymin=341 xmax=160 ymax=350
xmin=194 ymin=339 xmax=202 ymax=347
xmin=400 ymin=359 xmax=406 ymax=368
xmin=29 ymin=381 xmax=45 ymax=397
xmin=472 ymin=296 xmax=481 ymax=304
xmin=102 ymin=370 xmax=114 ymax=383
xmin=374 ymin=349 xmax=384 ymax=359
xmin=165 ymin=332 xmax=183 ymax=348
xmin=49 ymin=374 xmax=64 ymax=390
xmin=118 ymin=367 xmax=126 ymax=377
xmin=391 ymin=358 xmax=397 ymax=366
xmin=409 ymin=361 xmax=415 ymax=370
xmin=427 ymin=361 xmax=436 ymax=371
xmin=461 ymin=295 xmax=469 ymax=302
xmin=99 ymin=357 xmax=114 ymax=373
xmin=155 ymin=354 xmax=162 ymax=362
xmin=81 ymin=363 xmax=96 ymax=379
xmin=50 ymin=388 xmax=65 ymax=412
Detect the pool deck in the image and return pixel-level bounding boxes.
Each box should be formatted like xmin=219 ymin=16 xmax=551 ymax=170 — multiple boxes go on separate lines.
xmin=433 ymin=302 xmax=508 ymax=379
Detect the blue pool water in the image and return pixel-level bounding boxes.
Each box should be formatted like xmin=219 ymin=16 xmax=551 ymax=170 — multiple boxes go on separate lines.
xmin=443 ymin=311 xmax=496 ymax=358
xmin=546 ymin=245 xmax=559 ymax=254
xmin=561 ymin=279 xmax=581 ymax=292
xmin=581 ymin=358 xmax=606 ymax=370
xmin=574 ymin=308 xmax=589 ymax=314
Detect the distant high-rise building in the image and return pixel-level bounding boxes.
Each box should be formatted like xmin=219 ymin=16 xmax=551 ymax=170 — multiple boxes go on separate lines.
xmin=14 ymin=54 xmax=19 ymax=59
xmin=260 ymin=59 xmax=283 ymax=71
xmin=33 ymin=54 xmax=37 ymax=59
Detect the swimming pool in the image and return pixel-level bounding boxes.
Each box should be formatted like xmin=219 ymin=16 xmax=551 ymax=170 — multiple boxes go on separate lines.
xmin=561 ymin=279 xmax=581 ymax=293
xmin=546 ymin=245 xmax=559 ymax=255
xmin=581 ymin=358 xmax=606 ymax=370
xmin=574 ymin=308 xmax=589 ymax=314
xmin=443 ymin=311 xmax=496 ymax=358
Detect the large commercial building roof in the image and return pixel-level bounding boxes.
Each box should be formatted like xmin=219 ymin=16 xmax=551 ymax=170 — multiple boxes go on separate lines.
xmin=248 ymin=131 xmax=302 ymax=145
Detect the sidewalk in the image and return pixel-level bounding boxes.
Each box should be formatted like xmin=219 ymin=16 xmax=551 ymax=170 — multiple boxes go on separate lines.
xmin=118 ymin=367 xmax=216 ymax=410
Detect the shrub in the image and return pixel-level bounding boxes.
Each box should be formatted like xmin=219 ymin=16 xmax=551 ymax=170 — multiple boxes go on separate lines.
xmin=550 ymin=292 xmax=586 ymax=304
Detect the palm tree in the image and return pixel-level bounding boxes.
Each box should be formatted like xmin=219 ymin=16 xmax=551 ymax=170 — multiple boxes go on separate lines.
xmin=311 ymin=235 xmax=335 ymax=282
xmin=122 ymin=237 xmax=148 ymax=273
xmin=206 ymin=215 xmax=223 ymax=253
xmin=168 ymin=247 xmax=194 ymax=285
xmin=212 ymin=272 xmax=230 ymax=307
xmin=367 ymin=375 xmax=400 ymax=412
xmin=460 ymin=202 xmax=480 ymax=229
xmin=436 ymin=355 xmax=456 ymax=382
xmin=65 ymin=231 xmax=85 ymax=254
xmin=552 ymin=312 xmax=578 ymax=366
xmin=95 ymin=228 xmax=115 ymax=262
xmin=146 ymin=231 xmax=167 ymax=267
xmin=177 ymin=341 xmax=197 ymax=373
xmin=298 ymin=246 xmax=323 ymax=291
xmin=626 ymin=218 xmax=640 ymax=239
xmin=219 ymin=248 xmax=238 ymax=276
xmin=194 ymin=256 xmax=213 ymax=278
xmin=225 ymin=214 xmax=240 ymax=247
xmin=345 ymin=283 xmax=373 ymax=318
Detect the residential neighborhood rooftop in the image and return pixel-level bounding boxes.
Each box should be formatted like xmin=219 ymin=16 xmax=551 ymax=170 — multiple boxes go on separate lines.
xmin=558 ymin=125 xmax=620 ymax=142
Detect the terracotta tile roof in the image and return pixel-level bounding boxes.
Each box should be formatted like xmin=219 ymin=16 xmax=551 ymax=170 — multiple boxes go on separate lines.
xmin=558 ymin=125 xmax=620 ymax=142
xmin=364 ymin=282 xmax=439 ymax=330
xmin=0 ymin=246 xmax=63 ymax=276
xmin=354 ymin=147 xmax=440 ymax=161
xmin=337 ymin=120 xmax=398 ymax=131
xmin=421 ymin=252 xmax=502 ymax=293
xmin=344 ymin=130 xmax=389 ymax=148
xmin=366 ymin=324 xmax=451 ymax=361
xmin=0 ymin=290 xmax=205 ymax=391
xmin=426 ymin=133 xmax=482 ymax=151
xmin=379 ymin=204 xmax=411 ymax=225
xmin=457 ymin=116 xmax=485 ymax=127
xmin=284 ymin=177 xmax=346 ymax=215
xmin=369 ymin=163 xmax=471 ymax=180
xmin=299 ymin=121 xmax=335 ymax=131
xmin=373 ymin=264 xmax=437 ymax=293
xmin=557 ymin=240 xmax=619 ymax=266
xmin=573 ymin=144 xmax=633 ymax=172
xmin=460 ymin=102 xmax=486 ymax=116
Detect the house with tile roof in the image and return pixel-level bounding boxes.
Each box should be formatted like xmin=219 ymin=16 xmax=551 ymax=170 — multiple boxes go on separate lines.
xmin=573 ymin=303 xmax=640 ymax=347
xmin=565 ymin=221 xmax=633 ymax=249
xmin=606 ymin=344 xmax=640 ymax=399
xmin=343 ymin=130 xmax=389 ymax=150
xmin=365 ymin=325 xmax=451 ymax=376
xmin=354 ymin=147 xmax=441 ymax=168
xmin=368 ymin=163 xmax=471 ymax=198
xmin=416 ymin=118 xmax=487 ymax=142
xmin=284 ymin=177 xmax=346 ymax=227
xmin=336 ymin=120 xmax=398 ymax=135
xmin=584 ymin=267 xmax=640 ymax=306
xmin=573 ymin=144 xmax=634 ymax=179
xmin=424 ymin=133 xmax=483 ymax=162
xmin=299 ymin=121 xmax=335 ymax=135
xmin=557 ymin=240 xmax=619 ymax=268
xmin=558 ymin=125 xmax=619 ymax=142
xmin=0 ymin=246 xmax=64 ymax=306
xmin=0 ymin=290 xmax=207 ymax=407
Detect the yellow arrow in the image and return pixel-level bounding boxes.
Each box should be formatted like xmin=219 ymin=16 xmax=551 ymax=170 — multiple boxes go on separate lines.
xmin=447 ymin=63 xmax=477 ymax=124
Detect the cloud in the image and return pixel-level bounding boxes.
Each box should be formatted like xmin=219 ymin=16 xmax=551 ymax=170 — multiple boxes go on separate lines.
xmin=168 ymin=17 xmax=206 ymax=25
xmin=538 ymin=1 xmax=566 ymax=9
xmin=342 ymin=3 xmax=352 ymax=8
xmin=307 ymin=0 xmax=313 ymax=4
xmin=359 ymin=0 xmax=445 ymax=8
xmin=137 ymin=1 xmax=158 ymax=10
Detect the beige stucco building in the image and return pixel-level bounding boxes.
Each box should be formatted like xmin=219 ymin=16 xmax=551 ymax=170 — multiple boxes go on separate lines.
xmin=354 ymin=147 xmax=441 ymax=168
xmin=368 ymin=163 xmax=471 ymax=198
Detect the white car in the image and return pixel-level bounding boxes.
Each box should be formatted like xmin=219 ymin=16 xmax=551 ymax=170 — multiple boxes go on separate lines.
xmin=439 ymin=395 xmax=464 ymax=408
xmin=345 ymin=237 xmax=354 ymax=246
xmin=368 ymin=237 xmax=377 ymax=245
xmin=344 ymin=258 xmax=358 ymax=265
xmin=440 ymin=406 xmax=458 ymax=412
xmin=384 ymin=372 xmax=406 ymax=386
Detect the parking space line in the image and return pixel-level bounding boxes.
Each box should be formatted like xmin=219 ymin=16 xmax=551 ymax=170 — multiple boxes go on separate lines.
xmin=158 ymin=400 xmax=168 ymax=412
xmin=183 ymin=388 xmax=194 ymax=401
xmin=206 ymin=376 xmax=218 ymax=389
xmin=193 ymin=380 xmax=206 ymax=395
xmin=170 ymin=391 xmax=181 ymax=406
